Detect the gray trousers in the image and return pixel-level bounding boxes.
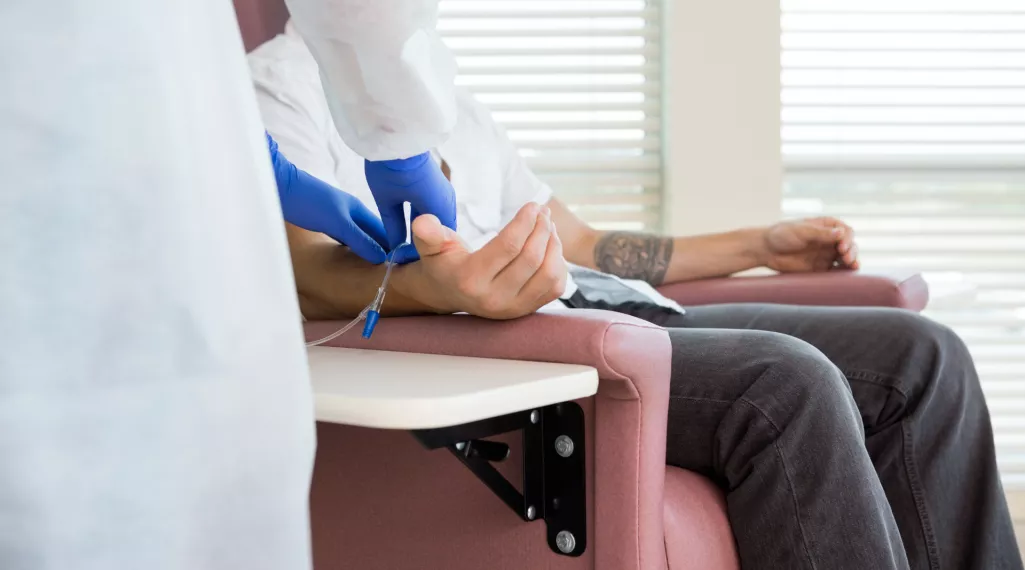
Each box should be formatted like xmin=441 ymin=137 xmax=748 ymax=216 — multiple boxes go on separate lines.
xmin=597 ymin=300 xmax=1020 ymax=569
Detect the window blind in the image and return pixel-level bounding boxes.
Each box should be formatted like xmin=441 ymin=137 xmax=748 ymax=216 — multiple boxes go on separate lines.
xmin=437 ymin=0 xmax=663 ymax=231
xmin=781 ymin=0 xmax=1025 ymax=485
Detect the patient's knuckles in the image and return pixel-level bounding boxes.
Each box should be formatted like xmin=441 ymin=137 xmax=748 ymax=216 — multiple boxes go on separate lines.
xmin=541 ymin=289 xmax=561 ymax=307
xmin=552 ymin=271 xmax=568 ymax=297
xmin=540 ymin=247 xmax=567 ymax=281
xmin=539 ymin=263 xmax=563 ymax=287
xmin=551 ymin=237 xmax=564 ymax=257
xmin=522 ymin=245 xmax=547 ymax=273
xmin=495 ymin=234 xmax=524 ymax=258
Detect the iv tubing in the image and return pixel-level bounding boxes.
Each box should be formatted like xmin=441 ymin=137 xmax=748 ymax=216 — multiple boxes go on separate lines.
xmin=305 ymin=245 xmax=404 ymax=347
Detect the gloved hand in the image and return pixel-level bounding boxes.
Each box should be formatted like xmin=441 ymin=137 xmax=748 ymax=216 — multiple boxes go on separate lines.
xmin=267 ymin=133 xmax=388 ymax=264
xmin=364 ymin=153 xmax=457 ymax=264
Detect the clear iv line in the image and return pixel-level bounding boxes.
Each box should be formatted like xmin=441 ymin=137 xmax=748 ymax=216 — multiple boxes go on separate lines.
xmin=305 ymin=245 xmax=405 ymax=347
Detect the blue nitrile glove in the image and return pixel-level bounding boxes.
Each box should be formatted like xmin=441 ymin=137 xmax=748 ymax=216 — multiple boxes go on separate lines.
xmin=267 ymin=133 xmax=388 ymax=264
xmin=364 ymin=153 xmax=457 ymax=264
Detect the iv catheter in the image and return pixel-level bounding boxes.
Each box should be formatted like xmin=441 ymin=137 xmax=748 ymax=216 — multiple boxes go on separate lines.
xmin=305 ymin=244 xmax=407 ymax=347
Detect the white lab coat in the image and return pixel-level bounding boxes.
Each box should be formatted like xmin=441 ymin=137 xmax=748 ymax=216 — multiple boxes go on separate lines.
xmin=1 ymin=1 xmax=314 ymax=569
xmin=286 ymin=0 xmax=457 ymax=161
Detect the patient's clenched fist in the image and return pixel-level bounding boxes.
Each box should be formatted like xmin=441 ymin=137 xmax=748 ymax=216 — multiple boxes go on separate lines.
xmin=398 ymin=203 xmax=567 ymax=319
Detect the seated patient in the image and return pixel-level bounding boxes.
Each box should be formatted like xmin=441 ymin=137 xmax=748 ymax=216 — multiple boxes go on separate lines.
xmin=250 ymin=23 xmax=1021 ymax=570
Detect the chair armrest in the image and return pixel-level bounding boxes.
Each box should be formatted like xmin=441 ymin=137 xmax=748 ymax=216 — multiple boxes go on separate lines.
xmin=305 ymin=310 xmax=665 ymax=385
xmin=656 ymin=270 xmax=929 ymax=312
xmin=305 ymin=310 xmax=673 ymax=570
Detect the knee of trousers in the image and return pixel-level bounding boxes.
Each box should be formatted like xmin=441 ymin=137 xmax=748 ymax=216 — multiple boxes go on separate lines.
xmin=711 ymin=332 xmax=870 ymax=479
xmin=745 ymin=332 xmax=866 ymax=438
xmin=870 ymin=309 xmax=978 ymax=402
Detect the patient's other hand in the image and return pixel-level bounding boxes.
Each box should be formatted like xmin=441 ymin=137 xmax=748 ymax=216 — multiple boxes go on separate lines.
xmin=399 ymin=203 xmax=567 ymax=319
xmin=760 ymin=216 xmax=860 ymax=273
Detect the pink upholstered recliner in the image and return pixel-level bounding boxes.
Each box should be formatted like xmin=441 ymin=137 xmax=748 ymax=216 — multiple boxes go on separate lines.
xmin=305 ymin=272 xmax=928 ymax=570
xmin=230 ymin=5 xmax=930 ymax=567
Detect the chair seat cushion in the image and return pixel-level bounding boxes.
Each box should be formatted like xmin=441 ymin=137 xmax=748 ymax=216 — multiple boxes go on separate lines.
xmin=663 ymin=466 xmax=740 ymax=570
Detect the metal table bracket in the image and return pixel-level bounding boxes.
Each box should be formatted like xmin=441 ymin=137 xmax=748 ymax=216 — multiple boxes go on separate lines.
xmin=412 ymin=402 xmax=587 ymax=557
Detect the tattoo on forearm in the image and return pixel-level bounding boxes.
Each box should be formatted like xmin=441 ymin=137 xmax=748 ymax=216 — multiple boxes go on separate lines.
xmin=593 ymin=232 xmax=674 ymax=285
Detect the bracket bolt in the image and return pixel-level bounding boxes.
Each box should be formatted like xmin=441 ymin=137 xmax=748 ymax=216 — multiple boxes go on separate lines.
xmin=530 ymin=410 xmax=540 ymax=424
xmin=526 ymin=505 xmax=536 ymax=520
xmin=554 ymin=435 xmax=574 ymax=458
xmin=555 ymin=530 xmax=576 ymax=554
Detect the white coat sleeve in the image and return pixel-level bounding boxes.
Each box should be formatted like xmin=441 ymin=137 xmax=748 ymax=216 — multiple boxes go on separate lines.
xmin=284 ymin=0 xmax=457 ymax=161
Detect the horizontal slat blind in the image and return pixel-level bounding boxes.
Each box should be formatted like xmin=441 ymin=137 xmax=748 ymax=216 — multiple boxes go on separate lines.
xmin=782 ymin=0 xmax=1025 ymax=486
xmin=438 ymin=0 xmax=663 ymax=230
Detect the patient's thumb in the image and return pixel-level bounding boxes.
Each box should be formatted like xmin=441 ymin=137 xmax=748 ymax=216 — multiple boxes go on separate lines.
xmin=411 ymin=214 xmax=460 ymax=257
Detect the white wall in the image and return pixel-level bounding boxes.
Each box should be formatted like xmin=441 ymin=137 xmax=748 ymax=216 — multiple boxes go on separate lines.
xmin=662 ymin=0 xmax=783 ymax=236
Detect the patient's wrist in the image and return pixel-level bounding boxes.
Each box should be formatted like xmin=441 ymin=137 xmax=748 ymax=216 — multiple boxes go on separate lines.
xmin=742 ymin=227 xmax=772 ymax=267
xmin=389 ymin=263 xmax=458 ymax=316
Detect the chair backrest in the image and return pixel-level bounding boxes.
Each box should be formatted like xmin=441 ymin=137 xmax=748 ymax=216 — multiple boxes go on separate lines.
xmin=233 ymin=0 xmax=289 ymax=52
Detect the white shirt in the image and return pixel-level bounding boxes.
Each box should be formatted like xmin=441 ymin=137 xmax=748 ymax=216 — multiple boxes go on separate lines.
xmin=249 ymin=23 xmax=683 ymax=313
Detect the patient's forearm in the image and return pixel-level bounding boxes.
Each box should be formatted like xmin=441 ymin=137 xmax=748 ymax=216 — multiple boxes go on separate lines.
xmin=594 ymin=230 xmax=765 ymax=285
xmin=591 ymin=231 xmax=674 ymax=284
xmin=285 ymin=224 xmax=437 ymax=320
xmin=564 ymin=228 xmax=763 ymax=286
xmin=548 ymin=198 xmax=764 ymax=286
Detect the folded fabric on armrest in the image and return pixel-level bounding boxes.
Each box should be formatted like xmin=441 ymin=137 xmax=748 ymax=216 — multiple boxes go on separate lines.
xmin=305 ymin=310 xmax=673 ymax=570
xmin=656 ymin=270 xmax=929 ymax=311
